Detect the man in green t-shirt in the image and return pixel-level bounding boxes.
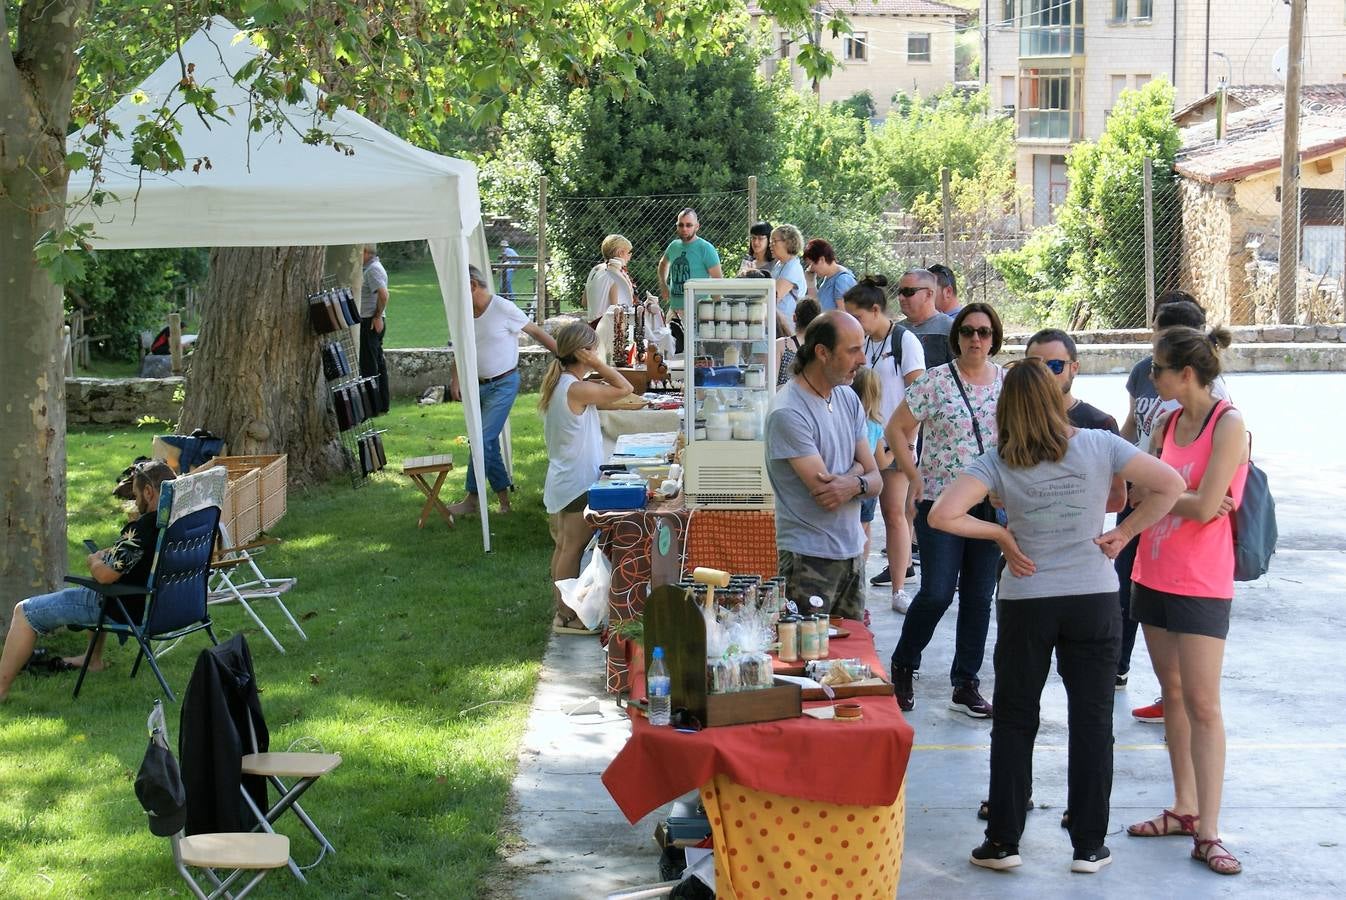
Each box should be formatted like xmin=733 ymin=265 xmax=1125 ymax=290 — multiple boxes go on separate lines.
xmin=657 ymin=207 xmax=723 ymax=311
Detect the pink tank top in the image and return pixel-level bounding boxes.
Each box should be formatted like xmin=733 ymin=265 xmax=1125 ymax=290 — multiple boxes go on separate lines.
xmin=1133 ymin=399 xmax=1248 ymax=600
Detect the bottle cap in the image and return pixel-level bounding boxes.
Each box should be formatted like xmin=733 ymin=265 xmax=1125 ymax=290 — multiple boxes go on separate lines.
xmin=809 ymin=595 xmax=824 ymax=609
xmin=652 ymin=646 xmax=664 ymax=659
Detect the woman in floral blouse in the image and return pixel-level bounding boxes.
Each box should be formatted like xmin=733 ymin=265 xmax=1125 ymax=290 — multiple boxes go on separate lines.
xmin=884 ymin=302 xmax=1006 ymax=718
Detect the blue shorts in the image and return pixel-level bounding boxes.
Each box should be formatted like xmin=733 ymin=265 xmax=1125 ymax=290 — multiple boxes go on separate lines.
xmin=860 ymin=496 xmax=878 ymax=524
xmin=18 ymin=586 xmax=103 ymax=637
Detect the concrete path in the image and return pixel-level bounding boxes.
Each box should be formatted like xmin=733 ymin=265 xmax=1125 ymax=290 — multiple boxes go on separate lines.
xmin=501 ymin=372 xmax=1346 ymax=898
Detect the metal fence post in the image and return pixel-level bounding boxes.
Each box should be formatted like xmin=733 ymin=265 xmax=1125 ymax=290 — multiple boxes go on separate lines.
xmin=747 ymin=176 xmax=758 ymax=231
xmin=536 ymin=176 xmax=548 ymax=324
xmin=940 ymin=167 xmax=952 ymax=264
xmin=1143 ymin=158 xmax=1156 ymax=326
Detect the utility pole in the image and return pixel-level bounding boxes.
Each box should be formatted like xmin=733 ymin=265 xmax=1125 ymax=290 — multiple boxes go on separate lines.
xmin=1277 ymin=0 xmax=1306 ymax=324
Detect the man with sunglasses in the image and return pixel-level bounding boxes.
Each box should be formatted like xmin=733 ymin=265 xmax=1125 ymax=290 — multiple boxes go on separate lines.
xmin=1025 ymin=329 xmax=1121 ymax=437
xmin=657 ymin=208 xmax=723 ymax=313
xmin=897 ymin=269 xmax=953 ymax=371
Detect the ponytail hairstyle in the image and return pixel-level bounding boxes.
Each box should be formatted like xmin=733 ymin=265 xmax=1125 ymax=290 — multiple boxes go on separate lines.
xmin=995 ymin=359 xmax=1070 ymax=469
xmin=842 ymin=274 xmax=890 ymax=313
xmin=537 ymin=321 xmax=598 ymax=413
xmin=850 ymin=367 xmax=882 ymax=425
xmin=1153 ymin=325 xmax=1232 ymax=387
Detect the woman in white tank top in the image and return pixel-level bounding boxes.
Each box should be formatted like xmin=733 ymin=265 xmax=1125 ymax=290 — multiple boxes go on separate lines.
xmin=540 ymin=322 xmax=634 ymax=634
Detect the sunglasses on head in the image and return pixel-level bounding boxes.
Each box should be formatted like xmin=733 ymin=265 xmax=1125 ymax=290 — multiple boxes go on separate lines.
xmin=897 ymin=286 xmax=929 ymax=297
xmin=958 ymin=325 xmax=994 ymax=340
xmin=1039 ymin=358 xmax=1068 ymax=374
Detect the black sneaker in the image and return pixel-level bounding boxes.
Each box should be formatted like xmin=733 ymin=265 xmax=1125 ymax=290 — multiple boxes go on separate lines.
xmin=1070 ymin=846 xmax=1112 ymax=874
xmin=1060 ymin=809 xmax=1071 ymax=829
xmin=870 ymin=565 xmax=892 ymax=586
xmin=906 ymin=565 xmax=917 ymax=579
xmin=950 ymin=685 xmax=993 ymax=718
xmin=970 ymin=840 xmax=1021 ymax=870
xmin=893 ymin=665 xmax=915 ymax=711
xmin=1115 ymin=671 xmax=1128 ymax=689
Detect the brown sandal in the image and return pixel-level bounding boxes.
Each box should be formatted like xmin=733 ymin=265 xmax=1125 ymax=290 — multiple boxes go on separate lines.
xmin=552 ymin=611 xmax=598 ymax=635
xmin=1192 ymin=837 xmax=1242 ymax=875
xmin=1126 ymin=809 xmax=1199 ymax=837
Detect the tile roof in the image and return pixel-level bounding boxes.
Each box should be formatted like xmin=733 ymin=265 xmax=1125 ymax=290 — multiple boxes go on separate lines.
xmin=1174 ymin=83 xmax=1346 ymax=124
xmin=1175 ymin=95 xmax=1346 ymax=183
xmin=747 ymin=0 xmax=972 ymax=19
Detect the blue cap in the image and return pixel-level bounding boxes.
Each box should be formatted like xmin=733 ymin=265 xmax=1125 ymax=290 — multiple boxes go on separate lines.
xmin=652 ymin=646 xmax=664 ymax=659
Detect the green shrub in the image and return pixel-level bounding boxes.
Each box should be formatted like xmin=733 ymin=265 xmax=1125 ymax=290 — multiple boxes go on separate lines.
xmin=64 ymin=248 xmax=208 ymax=361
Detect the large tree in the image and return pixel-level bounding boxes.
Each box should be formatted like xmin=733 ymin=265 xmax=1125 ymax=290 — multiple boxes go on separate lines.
xmin=0 ymin=0 xmax=843 ymax=626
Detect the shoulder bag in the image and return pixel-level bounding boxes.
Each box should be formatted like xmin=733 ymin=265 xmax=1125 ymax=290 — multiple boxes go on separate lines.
xmin=945 ymin=361 xmax=999 ymax=523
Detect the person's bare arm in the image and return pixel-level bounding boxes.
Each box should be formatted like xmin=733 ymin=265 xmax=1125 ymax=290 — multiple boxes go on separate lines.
xmin=370 ymin=286 xmax=390 ymax=333
xmin=566 ymin=348 xmax=633 ymax=412
xmin=657 ymin=257 xmax=670 ymax=301
xmin=1120 ymin=395 xmax=1139 ymax=444
xmin=883 ymin=402 xmax=921 ymax=488
xmin=1168 ymin=410 xmax=1247 ymax=523
xmin=708 ymin=263 xmax=724 ymax=279
xmin=87 ymin=552 xmax=122 ymax=585
xmin=1106 ymin=475 xmax=1127 ymax=513
xmin=522 ymin=322 xmax=558 ymax=354
xmin=929 ymin=474 xmax=1034 ymax=577
xmin=1095 ymin=452 xmax=1186 ymax=558
xmin=785 ymin=439 xmax=879 ymax=512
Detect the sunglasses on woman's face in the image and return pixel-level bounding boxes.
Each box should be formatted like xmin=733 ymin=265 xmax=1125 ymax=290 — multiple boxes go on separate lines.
xmin=897 ymin=286 xmax=929 ymax=297
xmin=959 ymin=325 xmax=994 ymax=340
xmin=1150 ymin=361 xmax=1178 ymax=377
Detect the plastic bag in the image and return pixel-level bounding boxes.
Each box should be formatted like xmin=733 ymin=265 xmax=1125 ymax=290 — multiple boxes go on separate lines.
xmin=556 ymin=536 xmax=612 ymax=630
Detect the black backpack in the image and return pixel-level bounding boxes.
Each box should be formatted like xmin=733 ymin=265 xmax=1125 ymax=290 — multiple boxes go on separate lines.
xmin=1214 ymin=405 xmax=1278 ymax=581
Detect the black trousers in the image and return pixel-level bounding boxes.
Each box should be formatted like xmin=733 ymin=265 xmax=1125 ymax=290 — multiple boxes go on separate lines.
xmin=986 ymin=591 xmax=1120 ymax=853
xmin=359 ymin=317 xmax=390 ymax=415
xmin=1113 ymin=504 xmax=1141 ymax=676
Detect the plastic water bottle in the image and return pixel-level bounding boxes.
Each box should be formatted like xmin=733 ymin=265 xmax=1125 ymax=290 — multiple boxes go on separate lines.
xmin=647 ymin=646 xmax=672 ymax=726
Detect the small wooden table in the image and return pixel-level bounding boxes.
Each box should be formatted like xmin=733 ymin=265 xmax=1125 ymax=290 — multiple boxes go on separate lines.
xmin=401 ymin=454 xmax=455 ymax=529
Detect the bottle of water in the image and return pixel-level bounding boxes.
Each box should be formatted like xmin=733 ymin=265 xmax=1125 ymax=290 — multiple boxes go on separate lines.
xmin=647 ymin=646 xmax=671 ymax=726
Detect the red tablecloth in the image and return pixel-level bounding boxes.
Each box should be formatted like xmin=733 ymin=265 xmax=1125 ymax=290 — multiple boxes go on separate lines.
xmin=602 ymin=620 xmax=915 ymax=824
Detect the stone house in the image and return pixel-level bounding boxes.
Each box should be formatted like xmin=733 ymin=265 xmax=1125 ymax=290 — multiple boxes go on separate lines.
xmin=749 ymin=0 xmax=971 ymax=115
xmin=1175 ymin=90 xmax=1346 ymax=325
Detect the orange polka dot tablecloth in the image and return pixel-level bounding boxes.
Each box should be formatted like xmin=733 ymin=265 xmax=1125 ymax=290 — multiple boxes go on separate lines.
xmin=702 ymin=776 xmax=905 ymax=899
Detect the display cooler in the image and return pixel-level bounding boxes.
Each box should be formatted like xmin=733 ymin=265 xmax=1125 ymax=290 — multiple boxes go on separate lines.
xmin=681 ymin=278 xmax=777 ymax=510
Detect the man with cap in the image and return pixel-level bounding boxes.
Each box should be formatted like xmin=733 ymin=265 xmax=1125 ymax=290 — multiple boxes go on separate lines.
xmin=447 ymin=265 xmax=558 ymax=518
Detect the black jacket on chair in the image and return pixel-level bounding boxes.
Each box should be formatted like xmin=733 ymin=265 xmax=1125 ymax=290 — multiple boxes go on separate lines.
xmin=179 ymin=634 xmax=270 ymax=834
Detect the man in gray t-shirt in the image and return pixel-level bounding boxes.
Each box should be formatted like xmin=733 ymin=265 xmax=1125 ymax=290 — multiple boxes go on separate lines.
xmin=897 ymin=268 xmax=953 ymax=370
xmin=765 ymin=311 xmax=880 ymax=620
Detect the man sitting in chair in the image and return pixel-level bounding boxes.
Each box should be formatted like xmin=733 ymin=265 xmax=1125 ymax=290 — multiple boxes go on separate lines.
xmin=0 ymin=461 xmax=175 ymax=702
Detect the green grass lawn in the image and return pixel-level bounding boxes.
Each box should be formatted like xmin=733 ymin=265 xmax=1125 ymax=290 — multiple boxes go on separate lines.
xmin=384 ymin=260 xmax=537 ymax=350
xmin=1 ymin=397 xmax=557 ymax=898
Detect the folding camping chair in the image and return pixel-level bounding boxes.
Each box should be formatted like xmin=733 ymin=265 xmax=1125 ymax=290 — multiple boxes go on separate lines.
xmin=141 ymin=700 xmax=290 ymax=900
xmin=70 ymin=467 xmax=228 ymax=702
xmin=208 ymin=525 xmax=304 ymax=654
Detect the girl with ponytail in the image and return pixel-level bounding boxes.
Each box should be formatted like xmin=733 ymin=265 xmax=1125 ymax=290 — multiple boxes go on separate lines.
xmin=541 ymin=322 xmax=633 ymax=634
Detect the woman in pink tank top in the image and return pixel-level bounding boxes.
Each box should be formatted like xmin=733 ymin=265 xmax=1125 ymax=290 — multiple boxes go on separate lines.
xmin=1126 ymin=326 xmax=1249 ymax=876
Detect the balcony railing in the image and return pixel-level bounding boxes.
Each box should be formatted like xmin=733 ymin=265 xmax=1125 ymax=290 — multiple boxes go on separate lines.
xmin=1018 ymin=109 xmax=1083 ymax=141
xmin=1019 ymin=26 xmax=1084 ymax=57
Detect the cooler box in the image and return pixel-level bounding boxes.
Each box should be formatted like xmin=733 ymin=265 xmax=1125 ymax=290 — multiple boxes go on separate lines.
xmin=588 ymin=481 xmax=648 ymax=511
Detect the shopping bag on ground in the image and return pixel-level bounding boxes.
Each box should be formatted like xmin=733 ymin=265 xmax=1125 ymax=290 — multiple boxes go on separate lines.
xmin=556 ymin=535 xmax=611 ymax=630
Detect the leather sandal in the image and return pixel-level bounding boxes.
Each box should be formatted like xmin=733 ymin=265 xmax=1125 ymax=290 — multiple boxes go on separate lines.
xmin=1127 ymin=809 xmax=1199 ymax=837
xmin=552 ymin=611 xmax=598 ymax=636
xmin=1192 ymin=837 xmax=1242 ymax=875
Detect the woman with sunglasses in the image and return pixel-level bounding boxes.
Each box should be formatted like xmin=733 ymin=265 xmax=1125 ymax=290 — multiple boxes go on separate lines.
xmin=1125 ymin=325 xmax=1248 ymax=876
xmin=884 ymin=303 xmax=1004 ymax=718
xmin=929 ymin=359 xmax=1183 ymax=873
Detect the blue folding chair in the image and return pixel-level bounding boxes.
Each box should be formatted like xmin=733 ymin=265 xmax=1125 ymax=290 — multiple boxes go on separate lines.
xmin=69 ymin=468 xmax=227 ymax=702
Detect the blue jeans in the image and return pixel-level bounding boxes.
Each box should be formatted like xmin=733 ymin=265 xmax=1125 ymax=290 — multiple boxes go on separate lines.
xmin=19 ymin=586 xmax=103 ymax=636
xmin=891 ymin=499 xmax=1000 ymax=688
xmin=465 ymin=369 xmax=520 ymax=494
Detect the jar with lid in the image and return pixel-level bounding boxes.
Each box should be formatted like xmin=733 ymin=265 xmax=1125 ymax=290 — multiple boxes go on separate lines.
xmin=697 ymin=299 xmax=716 ymax=322
xmin=747 ymin=323 xmax=765 ymax=340
xmin=716 ymin=300 xmax=732 ymax=322
xmin=798 ymin=616 xmax=821 ymax=661
xmin=716 ymin=321 xmax=732 ymax=340
xmin=817 ymin=615 xmax=830 ymax=657
xmin=731 ymin=322 xmax=748 ymax=341
xmin=747 ymin=300 xmax=766 ymax=323
xmin=777 ymin=617 xmax=799 ymax=662
xmin=731 ymin=300 xmax=748 ymax=322
xmin=698 ymin=320 xmax=715 ymax=340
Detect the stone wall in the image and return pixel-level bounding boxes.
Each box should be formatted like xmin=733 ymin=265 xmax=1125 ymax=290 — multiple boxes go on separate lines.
xmin=384 ymin=346 xmax=553 ymax=398
xmin=1179 ymin=179 xmax=1237 ymax=323
xmin=66 ymin=377 xmax=183 ymax=426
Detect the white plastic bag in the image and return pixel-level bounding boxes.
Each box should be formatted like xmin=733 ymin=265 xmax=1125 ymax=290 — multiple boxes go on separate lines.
xmin=556 ymin=536 xmax=612 ymax=630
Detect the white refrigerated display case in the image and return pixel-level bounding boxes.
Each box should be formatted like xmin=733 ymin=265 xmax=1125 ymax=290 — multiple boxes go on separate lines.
xmin=681 ymin=278 xmax=777 ymax=510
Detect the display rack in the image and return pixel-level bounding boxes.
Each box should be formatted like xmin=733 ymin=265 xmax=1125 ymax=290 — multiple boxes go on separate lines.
xmin=309 ymin=282 xmax=388 ymax=488
xmin=680 ymin=278 xmax=777 ymax=509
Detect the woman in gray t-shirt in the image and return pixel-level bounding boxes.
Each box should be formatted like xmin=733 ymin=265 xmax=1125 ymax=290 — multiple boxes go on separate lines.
xmin=928 ymin=359 xmax=1184 ymax=873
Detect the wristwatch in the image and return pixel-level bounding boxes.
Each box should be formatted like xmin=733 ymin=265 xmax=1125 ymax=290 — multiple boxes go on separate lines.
xmin=856 ymin=474 xmax=867 ymax=498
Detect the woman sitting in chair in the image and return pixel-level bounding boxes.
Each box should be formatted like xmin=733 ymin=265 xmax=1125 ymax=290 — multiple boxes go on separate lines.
xmin=540 ymin=322 xmax=633 ymax=634
xmin=0 ymin=461 xmax=175 ymax=702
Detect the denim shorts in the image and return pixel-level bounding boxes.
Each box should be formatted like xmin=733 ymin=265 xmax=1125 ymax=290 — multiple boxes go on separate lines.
xmin=19 ymin=586 xmax=104 ymax=637
xmin=860 ymin=496 xmax=878 ymax=524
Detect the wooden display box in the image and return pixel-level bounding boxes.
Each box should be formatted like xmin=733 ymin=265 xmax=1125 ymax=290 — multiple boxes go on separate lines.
xmin=644 ymin=585 xmax=801 ymax=728
xmin=206 ymin=454 xmax=288 ymax=535
xmin=216 ymin=466 xmax=262 ymax=544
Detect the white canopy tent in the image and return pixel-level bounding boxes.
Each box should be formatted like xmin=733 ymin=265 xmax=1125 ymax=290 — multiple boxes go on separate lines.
xmin=67 ymin=16 xmax=499 ymax=550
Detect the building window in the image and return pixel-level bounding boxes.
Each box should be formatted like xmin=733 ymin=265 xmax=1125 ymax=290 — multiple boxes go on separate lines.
xmin=1001 ymin=75 xmax=1016 ymax=114
xmin=778 ymin=31 xmax=791 ymax=60
xmin=1135 ymin=73 xmax=1152 ymax=90
xmin=1018 ymin=66 xmax=1084 ymax=141
xmin=1109 ymin=0 xmax=1127 ymax=24
xmin=908 ymin=32 xmax=931 ymax=63
xmin=1019 ymin=0 xmax=1085 ymax=57
xmin=1001 ymin=1 xmax=1015 ymax=26
xmin=1134 ymin=0 xmax=1153 ymax=20
xmin=844 ymin=32 xmax=868 ymax=62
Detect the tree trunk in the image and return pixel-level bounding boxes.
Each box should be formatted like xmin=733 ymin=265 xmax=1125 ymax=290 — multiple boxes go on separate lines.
xmin=179 ymin=247 xmax=346 ymax=486
xmin=0 ymin=0 xmax=90 ymax=634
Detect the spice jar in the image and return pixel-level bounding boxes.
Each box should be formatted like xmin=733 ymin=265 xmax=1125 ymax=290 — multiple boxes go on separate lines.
xmin=799 ymin=616 xmax=821 ymax=661
xmin=817 ymin=615 xmax=830 ymax=657
xmin=777 ymin=617 xmax=799 ymax=662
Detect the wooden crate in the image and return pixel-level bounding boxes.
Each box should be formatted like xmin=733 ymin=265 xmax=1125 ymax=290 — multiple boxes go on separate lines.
xmin=207 ymin=454 xmax=287 ymax=533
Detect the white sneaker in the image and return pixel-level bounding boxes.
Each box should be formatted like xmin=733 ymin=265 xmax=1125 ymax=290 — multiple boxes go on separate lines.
xmin=891 ymin=590 xmax=912 ymax=614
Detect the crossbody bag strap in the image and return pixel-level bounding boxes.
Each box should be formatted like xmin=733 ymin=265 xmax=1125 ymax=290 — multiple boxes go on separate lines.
xmin=945 ymin=360 xmax=985 ymax=455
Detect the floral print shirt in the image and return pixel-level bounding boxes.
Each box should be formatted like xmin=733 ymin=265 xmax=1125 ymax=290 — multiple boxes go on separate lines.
xmin=906 ymin=361 xmax=1004 ymax=499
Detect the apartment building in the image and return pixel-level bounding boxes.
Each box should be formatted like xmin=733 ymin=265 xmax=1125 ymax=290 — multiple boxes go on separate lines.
xmin=750 ymin=1 xmax=972 ymax=115
xmin=983 ymin=1 xmax=1346 ymax=225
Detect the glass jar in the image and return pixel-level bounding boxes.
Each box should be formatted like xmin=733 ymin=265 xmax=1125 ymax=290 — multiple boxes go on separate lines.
xmin=731 ymin=300 xmax=748 ymax=322
xmin=716 ymin=321 xmax=732 ymax=340
xmin=747 ymin=323 xmax=766 ymax=340
xmin=748 ymin=301 xmax=766 ymax=323
xmin=716 ymin=300 xmax=732 ymax=322
xmin=697 ymin=300 xmax=716 ymax=322
xmin=732 ymin=322 xmax=748 ymax=341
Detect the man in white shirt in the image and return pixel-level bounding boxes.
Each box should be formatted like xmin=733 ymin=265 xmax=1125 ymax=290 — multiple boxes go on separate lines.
xmin=448 ymin=266 xmax=557 ymax=518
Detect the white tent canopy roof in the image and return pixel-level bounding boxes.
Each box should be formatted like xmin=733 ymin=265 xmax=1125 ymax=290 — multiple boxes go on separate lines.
xmin=67 ymin=16 xmax=498 ymax=550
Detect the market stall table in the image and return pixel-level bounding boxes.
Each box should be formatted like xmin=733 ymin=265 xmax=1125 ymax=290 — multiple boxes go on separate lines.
xmin=603 ymin=621 xmax=915 ymax=898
